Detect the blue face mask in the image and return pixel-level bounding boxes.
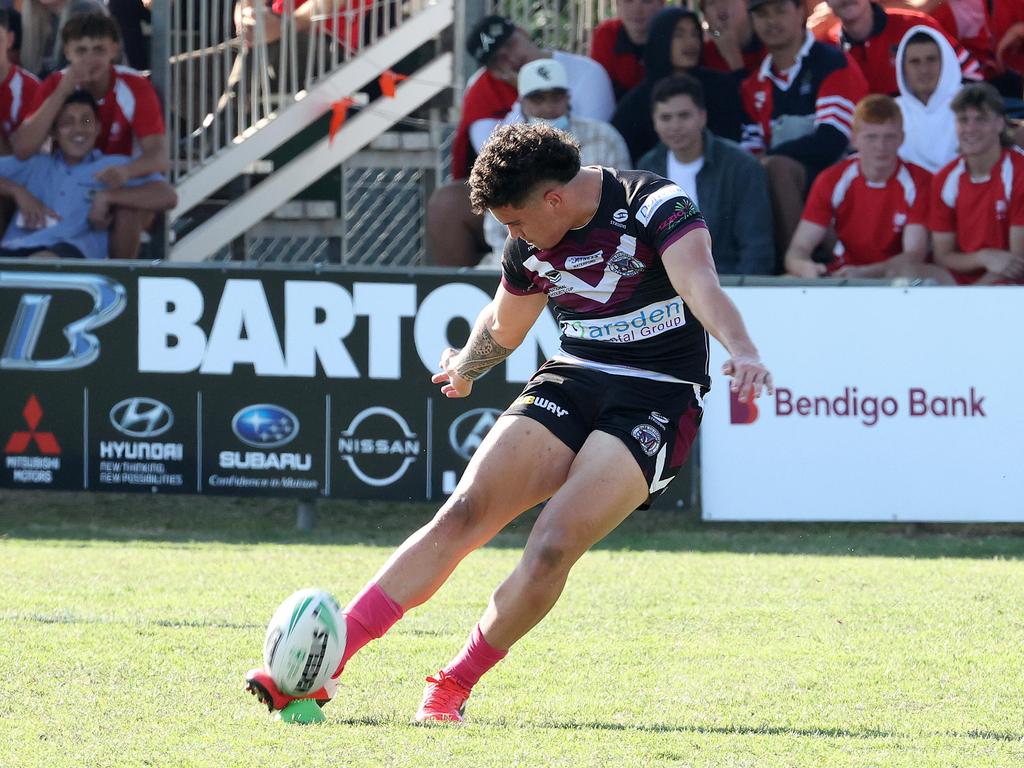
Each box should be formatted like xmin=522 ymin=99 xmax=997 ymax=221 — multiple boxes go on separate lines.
xmin=526 ymin=114 xmax=571 ymax=132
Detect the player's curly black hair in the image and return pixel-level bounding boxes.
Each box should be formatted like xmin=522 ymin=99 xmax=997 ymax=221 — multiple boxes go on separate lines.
xmin=468 ymin=123 xmax=581 ymax=214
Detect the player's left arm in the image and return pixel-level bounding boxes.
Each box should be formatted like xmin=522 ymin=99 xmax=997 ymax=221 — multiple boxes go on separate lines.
xmin=662 ymin=227 xmax=773 ymax=401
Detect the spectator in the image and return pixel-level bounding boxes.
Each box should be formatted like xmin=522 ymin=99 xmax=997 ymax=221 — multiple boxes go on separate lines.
xmin=932 ymin=82 xmax=1024 ymax=284
xmin=235 ymin=0 xmax=394 ymax=53
xmin=785 ymin=94 xmax=952 ymax=281
xmin=426 ymin=15 xmax=615 ymax=267
xmin=994 ymin=0 xmax=1024 ymax=77
xmin=741 ymin=0 xmax=868 ymax=265
xmin=819 ymin=0 xmax=980 ymax=94
xmin=0 ymin=3 xmax=24 ymax=66
xmin=701 ymin=0 xmax=767 ymax=73
xmin=895 ymin=27 xmax=961 ymax=173
xmin=480 ymin=58 xmax=632 ymax=265
xmin=589 ymin=0 xmax=664 ymax=100
xmin=108 ymin=0 xmax=149 ymax=70
xmin=20 ymin=0 xmax=108 ymax=77
xmin=14 ymin=12 xmax=169 ymax=260
xmin=638 ymin=74 xmax=774 ymax=275
xmin=612 ymin=7 xmax=745 ymax=164
xmin=929 ymin=0 xmax=999 ymax=83
xmin=0 ymin=91 xmax=175 ymax=259
xmin=0 ymin=10 xmax=40 ymax=154
xmin=454 ymin=15 xmax=615 ymax=181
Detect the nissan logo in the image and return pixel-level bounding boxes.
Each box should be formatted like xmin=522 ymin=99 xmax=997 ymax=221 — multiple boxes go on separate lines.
xmin=109 ymin=397 xmax=173 ymax=438
xmin=231 ymin=404 xmax=300 ymax=448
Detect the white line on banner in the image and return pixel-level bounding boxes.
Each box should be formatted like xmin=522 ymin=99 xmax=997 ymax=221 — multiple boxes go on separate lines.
xmin=425 ymin=398 xmax=432 ymax=500
xmin=83 ymin=387 xmax=89 ymax=488
xmin=324 ymin=394 xmax=331 ymax=496
xmin=196 ymin=392 xmax=202 ymax=493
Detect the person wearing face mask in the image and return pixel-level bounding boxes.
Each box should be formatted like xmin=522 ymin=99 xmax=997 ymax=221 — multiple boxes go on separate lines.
xmin=612 ymin=6 xmax=745 ymax=165
xmin=425 ymin=15 xmax=615 ymax=268
xmin=480 ymin=58 xmax=631 ymax=266
xmin=894 ymin=26 xmax=962 ymax=173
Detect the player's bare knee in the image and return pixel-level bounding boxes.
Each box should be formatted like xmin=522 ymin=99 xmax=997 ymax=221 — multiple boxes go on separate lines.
xmin=430 ymin=491 xmax=486 ymax=541
xmin=523 ymin=532 xmax=576 ymax=580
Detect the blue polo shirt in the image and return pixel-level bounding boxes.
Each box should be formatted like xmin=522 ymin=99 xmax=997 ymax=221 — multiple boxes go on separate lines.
xmin=0 ymin=150 xmax=163 ymax=260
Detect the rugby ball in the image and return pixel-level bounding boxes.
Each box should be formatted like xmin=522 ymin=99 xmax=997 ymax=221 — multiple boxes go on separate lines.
xmin=263 ymin=588 xmax=346 ymax=696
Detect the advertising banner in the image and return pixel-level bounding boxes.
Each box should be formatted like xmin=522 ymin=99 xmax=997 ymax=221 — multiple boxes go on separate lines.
xmin=0 ymin=261 xmax=695 ymax=508
xmin=701 ymin=287 xmax=1024 ymax=522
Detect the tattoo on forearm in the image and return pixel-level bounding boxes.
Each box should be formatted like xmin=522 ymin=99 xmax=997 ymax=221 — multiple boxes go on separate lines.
xmin=454 ymin=326 xmax=514 ymax=381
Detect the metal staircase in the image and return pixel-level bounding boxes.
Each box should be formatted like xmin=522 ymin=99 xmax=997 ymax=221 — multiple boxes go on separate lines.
xmin=152 ymin=0 xmax=453 ymax=262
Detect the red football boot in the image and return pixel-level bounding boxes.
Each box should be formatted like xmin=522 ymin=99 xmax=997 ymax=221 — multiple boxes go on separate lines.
xmin=414 ymin=670 xmax=471 ymax=723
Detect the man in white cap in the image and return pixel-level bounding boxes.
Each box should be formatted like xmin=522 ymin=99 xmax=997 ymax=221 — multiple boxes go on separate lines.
xmin=479 ymin=58 xmax=632 ymax=266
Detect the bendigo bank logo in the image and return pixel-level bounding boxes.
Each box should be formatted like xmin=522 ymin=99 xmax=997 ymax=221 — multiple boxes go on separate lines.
xmin=5 ymin=394 xmax=61 ymax=454
xmin=729 ymin=389 xmax=759 ymax=425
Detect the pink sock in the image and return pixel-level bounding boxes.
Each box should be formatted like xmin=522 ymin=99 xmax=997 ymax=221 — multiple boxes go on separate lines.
xmin=331 ymin=582 xmax=404 ymax=678
xmin=443 ymin=624 xmax=508 ymax=690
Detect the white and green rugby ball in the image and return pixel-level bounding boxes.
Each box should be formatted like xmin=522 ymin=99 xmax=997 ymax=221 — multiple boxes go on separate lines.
xmin=263 ymin=588 xmax=346 ymax=696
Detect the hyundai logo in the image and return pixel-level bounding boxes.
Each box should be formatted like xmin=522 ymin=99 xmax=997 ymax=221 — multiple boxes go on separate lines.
xmin=109 ymin=397 xmax=173 ymax=438
xmin=231 ymin=404 xmax=299 ymax=448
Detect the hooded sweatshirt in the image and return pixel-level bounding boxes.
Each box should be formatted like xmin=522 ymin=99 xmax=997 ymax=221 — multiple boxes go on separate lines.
xmin=611 ymin=7 xmax=744 ymax=164
xmin=895 ymin=25 xmax=962 ymax=174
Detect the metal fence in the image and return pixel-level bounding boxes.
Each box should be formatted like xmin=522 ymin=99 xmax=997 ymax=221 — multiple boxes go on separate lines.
xmin=154 ymin=1 xmax=618 ymax=265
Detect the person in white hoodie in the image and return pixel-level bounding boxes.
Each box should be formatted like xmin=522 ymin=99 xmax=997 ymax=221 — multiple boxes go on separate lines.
xmin=894 ymin=25 xmax=963 ymax=173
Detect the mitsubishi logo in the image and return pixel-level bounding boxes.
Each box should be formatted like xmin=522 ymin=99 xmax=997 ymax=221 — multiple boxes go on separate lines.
xmin=5 ymin=394 xmax=61 ymax=455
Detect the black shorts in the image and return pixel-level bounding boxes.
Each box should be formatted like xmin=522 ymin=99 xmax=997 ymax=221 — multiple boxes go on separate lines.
xmin=504 ymin=360 xmax=707 ymax=509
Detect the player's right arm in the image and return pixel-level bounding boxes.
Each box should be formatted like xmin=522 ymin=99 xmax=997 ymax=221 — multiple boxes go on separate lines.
xmin=431 ymin=285 xmax=548 ymax=399
xmin=784 ymin=219 xmax=829 ymax=278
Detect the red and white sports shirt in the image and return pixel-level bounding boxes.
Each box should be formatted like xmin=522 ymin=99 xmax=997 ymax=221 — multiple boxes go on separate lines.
xmin=802 ymin=156 xmax=931 ymax=267
xmin=28 ymin=65 xmax=164 ymax=156
xmin=0 ymin=65 xmax=40 ymax=142
xmin=931 ymin=146 xmax=1024 ymax=284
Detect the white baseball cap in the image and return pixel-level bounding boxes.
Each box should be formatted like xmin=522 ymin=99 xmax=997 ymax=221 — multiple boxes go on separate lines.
xmin=517 ymin=58 xmax=569 ymax=98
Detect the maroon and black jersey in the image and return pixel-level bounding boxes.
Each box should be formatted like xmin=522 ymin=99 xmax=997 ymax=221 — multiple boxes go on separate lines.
xmin=501 ymin=168 xmax=711 ymax=387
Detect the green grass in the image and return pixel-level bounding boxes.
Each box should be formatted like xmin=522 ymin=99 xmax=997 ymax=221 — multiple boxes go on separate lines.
xmin=1 ymin=490 xmax=1023 ymax=767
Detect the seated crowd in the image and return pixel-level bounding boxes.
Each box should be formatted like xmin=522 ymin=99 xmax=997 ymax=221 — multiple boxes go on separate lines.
xmin=429 ymin=0 xmax=1024 ymax=286
xmin=0 ymin=3 xmax=171 ymax=260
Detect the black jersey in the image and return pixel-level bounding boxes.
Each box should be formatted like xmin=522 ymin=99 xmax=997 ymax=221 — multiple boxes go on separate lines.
xmin=501 ymin=168 xmax=711 ymax=387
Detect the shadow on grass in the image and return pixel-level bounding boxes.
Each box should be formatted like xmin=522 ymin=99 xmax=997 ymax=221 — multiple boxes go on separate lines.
xmin=2 ymin=490 xmax=1024 ymax=560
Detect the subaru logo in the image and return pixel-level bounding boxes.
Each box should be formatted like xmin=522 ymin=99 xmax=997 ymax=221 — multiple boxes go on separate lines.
xmin=449 ymin=408 xmax=503 ymax=461
xmin=232 ymin=404 xmax=299 ymax=448
xmin=109 ymin=397 xmax=173 ymax=438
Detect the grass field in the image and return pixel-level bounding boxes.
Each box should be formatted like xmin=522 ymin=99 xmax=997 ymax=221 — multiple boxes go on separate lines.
xmin=1 ymin=490 xmax=1023 ymax=767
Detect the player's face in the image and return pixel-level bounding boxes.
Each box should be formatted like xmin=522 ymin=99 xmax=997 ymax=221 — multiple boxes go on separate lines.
xmin=490 ymin=188 xmax=570 ymax=251
xmin=902 ymin=40 xmax=942 ymax=102
xmin=750 ymin=0 xmax=805 ymax=51
xmin=618 ymin=0 xmax=664 ymax=44
xmin=955 ymin=105 xmax=1005 ymax=158
xmin=852 ymin=119 xmax=903 ymax=168
xmin=826 ymin=0 xmax=869 ymax=25
xmin=522 ymin=90 xmax=570 ymax=120
xmin=53 ymin=102 xmax=100 ymax=161
xmin=652 ymin=94 xmax=707 ymax=152
xmin=670 ymin=17 xmax=702 ymax=72
xmin=64 ymin=35 xmax=120 ymax=81
xmin=488 ymin=30 xmax=540 ymax=84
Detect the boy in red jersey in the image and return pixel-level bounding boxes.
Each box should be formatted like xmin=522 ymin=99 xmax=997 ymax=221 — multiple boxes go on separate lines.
xmin=785 ymin=94 xmax=953 ymax=281
xmin=589 ymin=0 xmax=665 ymax=99
xmin=12 ymin=12 xmax=167 ymax=260
xmin=0 ymin=11 xmax=38 ymax=155
xmin=820 ymin=0 xmax=980 ymax=94
xmin=931 ymin=82 xmax=1024 ymax=284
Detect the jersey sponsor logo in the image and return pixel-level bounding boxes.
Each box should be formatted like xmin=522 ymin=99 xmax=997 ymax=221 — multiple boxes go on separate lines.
xmin=608 ymin=252 xmax=644 ymax=277
xmin=631 ymin=423 xmax=662 ymax=456
xmin=561 ymin=297 xmax=685 ymax=344
xmin=996 ymin=199 xmax=1007 ymax=220
xmin=892 ymin=212 xmax=907 ymax=231
xmin=564 ymin=251 xmax=604 ymax=271
xmin=636 ymin=184 xmax=684 ymax=226
xmin=515 ymin=395 xmax=568 ymax=418
xmin=611 ymin=208 xmax=628 ymax=226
